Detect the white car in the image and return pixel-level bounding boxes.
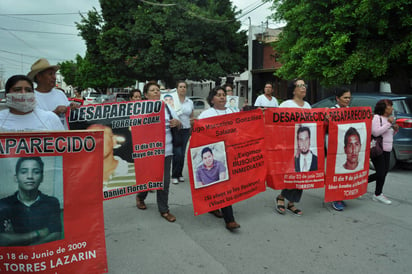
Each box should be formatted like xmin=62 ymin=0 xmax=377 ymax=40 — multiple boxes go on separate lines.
xmin=84 ymin=92 xmax=101 ymax=105
xmin=188 ymin=96 xmax=210 ymax=118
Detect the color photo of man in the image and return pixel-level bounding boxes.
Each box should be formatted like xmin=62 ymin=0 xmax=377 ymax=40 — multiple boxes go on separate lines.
xmin=0 ymin=157 xmax=63 ymax=246
xmin=335 ymin=124 xmax=366 ymax=174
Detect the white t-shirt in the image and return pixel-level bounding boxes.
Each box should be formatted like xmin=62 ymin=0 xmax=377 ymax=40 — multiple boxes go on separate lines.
xmin=279 ymin=99 xmax=311 ymax=109
xmin=198 ymin=107 xmax=237 ymax=119
xmin=254 ymin=94 xmax=279 ymax=107
xmin=35 ymin=88 xmax=70 ymax=128
xmin=177 ymin=97 xmax=194 ymax=129
xmin=0 ymin=108 xmax=65 ymax=132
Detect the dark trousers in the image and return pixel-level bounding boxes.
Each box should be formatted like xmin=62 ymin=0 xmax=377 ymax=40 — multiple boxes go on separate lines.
xmin=172 ymin=129 xmax=191 ymax=178
xmin=138 ymin=156 xmax=172 ymax=213
xmin=281 ymin=189 xmax=303 ymax=203
xmin=221 ymin=206 xmax=235 ymax=223
xmin=368 ymin=151 xmax=390 ymax=196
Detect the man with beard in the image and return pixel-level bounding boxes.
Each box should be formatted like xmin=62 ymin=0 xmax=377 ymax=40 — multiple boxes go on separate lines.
xmin=294 ymin=125 xmax=318 ymax=172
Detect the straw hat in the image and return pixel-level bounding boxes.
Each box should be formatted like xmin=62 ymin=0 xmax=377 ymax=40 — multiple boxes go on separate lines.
xmin=27 ymin=58 xmax=60 ymax=80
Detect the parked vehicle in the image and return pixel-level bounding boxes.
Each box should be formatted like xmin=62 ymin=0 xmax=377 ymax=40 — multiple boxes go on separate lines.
xmin=312 ymin=92 xmax=412 ymax=169
xmin=188 ymin=96 xmax=210 ymax=118
xmin=84 ymin=92 xmax=101 ymax=105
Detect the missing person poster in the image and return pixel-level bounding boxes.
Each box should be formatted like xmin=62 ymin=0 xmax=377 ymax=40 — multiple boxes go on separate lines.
xmin=67 ymin=100 xmax=166 ymax=200
xmin=325 ymin=107 xmax=373 ymax=202
xmin=0 ymin=131 xmax=107 ymax=273
xmin=188 ymin=109 xmax=267 ymax=215
xmin=264 ymin=108 xmax=327 ymax=190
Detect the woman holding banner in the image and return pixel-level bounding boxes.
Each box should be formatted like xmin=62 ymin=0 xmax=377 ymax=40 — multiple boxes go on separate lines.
xmin=198 ymin=86 xmax=240 ymax=231
xmin=368 ymin=99 xmax=398 ymax=205
xmin=171 ymin=81 xmax=194 ymax=184
xmin=0 ymin=75 xmax=64 ymax=131
xmin=135 ymin=82 xmax=181 ymax=222
xmin=275 ymin=78 xmax=311 ymax=216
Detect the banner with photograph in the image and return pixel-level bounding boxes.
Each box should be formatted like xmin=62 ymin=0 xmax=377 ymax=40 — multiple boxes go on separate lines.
xmin=0 ymin=131 xmax=107 ymax=274
xmin=324 ymin=107 xmax=373 ymax=202
xmin=67 ymin=100 xmax=165 ymax=200
xmin=264 ymin=108 xmax=327 ymax=190
xmin=188 ymin=109 xmax=267 ymax=215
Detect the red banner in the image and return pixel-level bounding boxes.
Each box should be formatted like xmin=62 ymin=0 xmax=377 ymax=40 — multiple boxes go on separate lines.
xmin=324 ymin=107 xmax=373 ymax=202
xmin=264 ymin=108 xmax=327 ymax=190
xmin=67 ymin=101 xmax=165 ymax=200
xmin=188 ymin=109 xmax=267 ymax=215
xmin=0 ymin=131 xmax=107 ymax=273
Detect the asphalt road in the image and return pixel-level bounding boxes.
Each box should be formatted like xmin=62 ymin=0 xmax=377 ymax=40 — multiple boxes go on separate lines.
xmin=103 ymin=164 xmax=412 ymax=274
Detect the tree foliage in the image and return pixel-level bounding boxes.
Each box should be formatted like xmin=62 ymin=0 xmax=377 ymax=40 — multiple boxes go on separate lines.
xmin=67 ymin=0 xmax=247 ymax=89
xmin=266 ymin=0 xmax=412 ymax=90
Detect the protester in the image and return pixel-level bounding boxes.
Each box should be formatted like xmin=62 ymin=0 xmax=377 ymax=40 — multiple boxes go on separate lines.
xmin=73 ymin=88 xmax=85 ymax=100
xmin=329 ymin=87 xmax=352 ymax=211
xmin=129 ymin=89 xmax=142 ymax=101
xmin=368 ymin=99 xmax=398 ymax=205
xmin=254 ymin=82 xmax=279 ymax=108
xmin=0 ymin=157 xmax=62 ymax=246
xmin=171 ymin=81 xmax=194 ymax=184
xmin=223 ymin=83 xmax=234 ymax=96
xmin=136 ymin=82 xmax=181 ymax=222
xmin=198 ymin=86 xmax=240 ymax=231
xmin=275 ymin=78 xmax=311 ymax=216
xmin=27 ymin=58 xmax=74 ymax=129
xmin=0 ymin=75 xmax=64 ymax=131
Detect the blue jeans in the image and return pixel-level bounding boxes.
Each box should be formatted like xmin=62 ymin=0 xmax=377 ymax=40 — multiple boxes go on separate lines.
xmin=172 ymin=128 xmax=191 ymax=178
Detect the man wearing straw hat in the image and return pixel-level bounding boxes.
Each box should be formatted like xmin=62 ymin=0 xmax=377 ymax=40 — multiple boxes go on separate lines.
xmin=27 ymin=58 xmax=72 ymax=129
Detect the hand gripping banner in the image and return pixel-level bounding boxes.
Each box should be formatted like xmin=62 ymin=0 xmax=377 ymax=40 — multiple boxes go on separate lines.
xmin=0 ymin=131 xmax=107 ymax=273
xmin=188 ymin=109 xmax=267 ymax=215
xmin=67 ymin=101 xmax=165 ymax=200
xmin=264 ymin=108 xmax=327 ymax=190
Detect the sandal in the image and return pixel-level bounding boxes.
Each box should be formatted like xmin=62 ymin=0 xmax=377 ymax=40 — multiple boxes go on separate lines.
xmin=287 ymin=203 xmax=302 ymax=216
xmin=160 ymin=211 xmax=176 ymax=222
xmin=136 ymin=196 xmax=147 ymax=210
xmin=275 ymin=196 xmax=286 ymax=214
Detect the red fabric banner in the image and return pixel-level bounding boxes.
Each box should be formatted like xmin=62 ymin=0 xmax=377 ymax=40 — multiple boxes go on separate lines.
xmin=188 ymin=109 xmax=267 ymax=215
xmin=0 ymin=131 xmax=107 ymax=273
xmin=324 ymin=107 xmax=373 ymax=202
xmin=264 ymin=108 xmax=327 ymax=190
xmin=67 ymin=101 xmax=165 ymax=200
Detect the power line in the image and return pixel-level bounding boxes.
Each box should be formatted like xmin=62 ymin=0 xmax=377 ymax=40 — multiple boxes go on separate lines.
xmin=2 ymin=15 xmax=76 ymax=28
xmin=0 ymin=12 xmax=88 ymax=16
xmin=0 ymin=27 xmax=77 ymax=36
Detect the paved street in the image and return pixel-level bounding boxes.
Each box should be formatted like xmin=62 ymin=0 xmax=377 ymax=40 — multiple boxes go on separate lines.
xmin=104 ymin=165 xmax=412 ymax=274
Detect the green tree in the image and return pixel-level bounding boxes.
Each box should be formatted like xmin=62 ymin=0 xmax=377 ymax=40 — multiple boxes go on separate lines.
xmin=266 ymin=0 xmax=412 ymax=91
xmin=72 ymin=0 xmax=247 ymax=89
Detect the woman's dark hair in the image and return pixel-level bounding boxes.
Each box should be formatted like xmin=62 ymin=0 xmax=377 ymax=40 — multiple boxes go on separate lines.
xmin=201 ymin=147 xmax=213 ymax=157
xmin=334 ymin=87 xmax=351 ymax=98
xmin=207 ymin=86 xmax=225 ymax=106
xmin=15 ymin=157 xmax=44 ymax=175
xmin=5 ymin=75 xmax=33 ymax=94
xmin=287 ymin=78 xmax=304 ymax=99
xmin=176 ymin=80 xmax=187 ymax=88
xmin=129 ymin=89 xmax=142 ymax=100
xmin=143 ymin=81 xmax=160 ymax=96
xmin=374 ymin=99 xmax=393 ymax=115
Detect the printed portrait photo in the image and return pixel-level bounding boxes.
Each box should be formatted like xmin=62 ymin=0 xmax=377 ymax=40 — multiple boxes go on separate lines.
xmin=294 ymin=123 xmax=318 ymax=172
xmin=225 ymin=95 xmax=240 ymax=112
xmin=161 ymin=91 xmax=181 ymax=113
xmin=335 ymin=122 xmax=367 ymax=174
xmin=191 ymin=141 xmax=229 ymax=189
xmin=0 ymin=156 xmax=64 ymax=246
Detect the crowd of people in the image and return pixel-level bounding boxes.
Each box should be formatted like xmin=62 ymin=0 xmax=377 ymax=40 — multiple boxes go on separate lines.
xmin=0 ymin=57 xmax=398 ymax=239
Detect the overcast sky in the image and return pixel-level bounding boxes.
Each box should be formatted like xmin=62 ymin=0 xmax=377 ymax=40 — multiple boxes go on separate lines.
xmin=0 ymin=0 xmax=278 ymax=82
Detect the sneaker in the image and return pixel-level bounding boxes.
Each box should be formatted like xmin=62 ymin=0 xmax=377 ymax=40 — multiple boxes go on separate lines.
xmin=372 ymin=194 xmax=392 ymax=205
xmin=332 ymin=201 xmax=346 ymax=211
xmin=171 ymin=178 xmax=179 ymax=184
xmin=178 ymin=177 xmax=185 ymax=182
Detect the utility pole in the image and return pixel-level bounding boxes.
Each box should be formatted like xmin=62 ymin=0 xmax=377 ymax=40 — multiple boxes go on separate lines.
xmin=248 ymin=17 xmax=253 ymax=106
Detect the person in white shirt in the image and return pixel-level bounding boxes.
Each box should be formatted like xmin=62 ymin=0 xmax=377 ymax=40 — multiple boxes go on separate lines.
xmin=254 ymin=82 xmax=279 ymax=108
xmin=27 ymin=58 xmax=74 ymax=129
xmin=276 ymin=78 xmax=311 ymax=216
xmin=0 ymin=75 xmax=64 ymax=132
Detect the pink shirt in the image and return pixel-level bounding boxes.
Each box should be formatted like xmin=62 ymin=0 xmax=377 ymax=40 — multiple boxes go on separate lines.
xmin=371 ymin=114 xmax=396 ymax=152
